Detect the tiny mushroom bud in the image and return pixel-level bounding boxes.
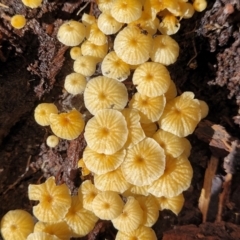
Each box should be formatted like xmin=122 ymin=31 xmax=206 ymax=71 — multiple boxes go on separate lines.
xmin=64 ymin=72 xmax=87 ymax=95
xmin=46 ymin=135 xmax=59 ymax=148
xmin=0 ymin=209 xmax=34 ymax=240
xmin=22 ymin=0 xmax=42 ymax=8
xmin=10 ymin=15 xmax=26 ymax=29
xmin=70 ymin=47 xmax=82 ymax=60
xmin=85 ymin=23 xmax=107 ymax=45
xmin=193 ymin=0 xmax=207 ymax=12
xmin=57 ymin=20 xmax=86 ymax=46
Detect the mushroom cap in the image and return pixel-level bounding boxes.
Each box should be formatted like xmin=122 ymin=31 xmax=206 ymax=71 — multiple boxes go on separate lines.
xmin=121 ymin=137 xmax=166 ymax=186
xmin=96 ymin=0 xmax=113 ymax=12
xmin=132 ymin=62 xmax=171 ymax=97
xmin=130 ymin=184 xmax=149 ymax=196
xmin=34 ymin=221 xmax=72 ymax=240
xmin=0 ymin=210 xmax=34 ymax=240
xmin=198 ymin=100 xmax=209 ymax=119
xmin=57 ymin=20 xmax=86 ymax=47
xmin=111 ymin=0 xmax=143 ymax=23
xmin=150 ymin=35 xmax=179 ymax=66
xmin=112 ymin=196 xmax=143 ymax=232
xmin=140 ymin=122 xmax=157 ymax=137
xmin=136 ymin=195 xmax=159 ymax=227
xmin=83 ymin=146 xmax=126 ymax=174
xmin=49 ymin=109 xmax=85 ymax=140
xmin=153 ymin=129 xmax=185 ymax=158
xmin=94 ymin=167 xmax=131 ymax=193
xmin=46 ymin=135 xmax=59 ymax=148
xmin=34 ymin=103 xmax=58 ymax=126
xmin=148 ymin=154 xmax=193 ymax=198
xmin=70 ymin=47 xmax=82 ymax=60
xmin=129 ymin=92 xmax=166 ymax=123
xmin=86 ymin=23 xmax=107 ymax=46
xmin=81 ymin=13 xmax=96 ymax=26
xmin=28 ymin=177 xmax=71 ymax=222
xmin=10 ymin=15 xmax=26 ymax=29
xmin=22 ymin=0 xmax=42 ymax=8
xmin=121 ymin=108 xmax=146 ymax=148
xmin=64 ymin=73 xmax=87 ymax=95
xmin=193 ymin=0 xmax=207 ymax=12
xmin=84 ymin=76 xmax=128 ymax=115
xmin=77 ymin=158 xmax=91 ymax=176
xmin=64 ymin=196 xmax=98 ymax=237
xmin=179 ymin=2 xmax=195 ymax=19
xmin=158 ymin=92 xmax=201 ymax=137
xmin=73 ymin=55 xmax=98 ymax=77
xmin=81 ymin=40 xmax=108 ymax=61
xmin=115 ymin=226 xmax=157 ymax=240
xmin=78 ymin=180 xmax=100 ymax=211
xmin=97 ymin=11 xmax=123 ymax=35
xmin=157 ymin=193 xmax=185 ymax=215
xmin=114 ymin=26 xmax=153 ymax=65
xmin=158 ymin=12 xmax=180 ymax=35
xmin=91 ymin=191 xmax=124 ymax=220
xmin=27 ymin=232 xmax=60 ymax=240
xmin=181 ymin=137 xmax=192 ymax=158
xmin=164 ymin=80 xmax=177 ymax=102
xmin=101 ymin=51 xmax=130 ymax=82
xmin=84 ymin=109 xmax=128 ymax=154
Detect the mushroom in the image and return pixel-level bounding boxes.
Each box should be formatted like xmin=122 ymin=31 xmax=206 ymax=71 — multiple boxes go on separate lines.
xmin=164 ymin=80 xmax=177 ymax=102
xmin=96 ymin=0 xmax=113 ymax=12
xmin=28 ymin=176 xmax=71 ymax=222
xmin=83 ymin=146 xmax=126 ymax=174
xmin=132 ymin=62 xmax=171 ymax=97
xmin=81 ymin=13 xmax=96 ymax=26
xmin=158 ymin=11 xmax=180 ymax=35
xmin=22 ymin=0 xmax=42 ymax=8
xmin=64 ymin=196 xmax=98 ymax=237
xmin=91 ymin=191 xmax=124 ymax=220
xmin=0 ymin=209 xmax=34 ymax=240
xmin=140 ymin=122 xmax=157 ymax=137
xmin=193 ymin=0 xmax=207 ymax=12
xmin=114 ymin=26 xmax=153 ymax=65
xmin=70 ymin=47 xmax=82 ymax=60
xmin=34 ymin=103 xmax=58 ymax=126
xmin=77 ymin=158 xmax=91 ymax=176
xmin=83 ymin=76 xmax=128 ymax=115
xmin=73 ymin=56 xmax=98 ymax=77
xmin=111 ymin=196 xmax=143 ymax=232
xmin=85 ymin=23 xmax=107 ymax=46
xmin=46 ymin=135 xmax=59 ymax=148
xmin=64 ymin=72 xmax=87 ymax=95
xmin=49 ymin=109 xmax=85 ymax=140
xmin=84 ymin=109 xmax=128 ymax=154
xmin=57 ymin=20 xmax=86 ymax=47
xmin=27 ymin=232 xmax=60 ymax=240
xmin=121 ymin=138 xmax=166 ymax=186
xmin=10 ymin=15 xmax=26 ymax=29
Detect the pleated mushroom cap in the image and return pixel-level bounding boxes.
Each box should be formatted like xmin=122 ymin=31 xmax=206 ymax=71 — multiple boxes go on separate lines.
xmin=57 ymin=20 xmax=86 ymax=47
xmin=34 ymin=103 xmax=58 ymax=126
xmin=115 ymin=226 xmax=157 ymax=240
xmin=101 ymin=51 xmax=130 ymax=82
xmin=49 ymin=109 xmax=85 ymax=140
xmin=140 ymin=122 xmax=157 ymax=137
xmin=27 ymin=232 xmax=60 ymax=240
xmin=111 ymin=0 xmax=143 ymax=24
xmin=181 ymin=137 xmax=192 ymax=158
xmin=153 ymin=129 xmax=185 ymax=158
xmin=28 ymin=177 xmax=71 ymax=222
xmin=164 ymin=79 xmax=177 ymax=102
xmin=64 ymin=73 xmax=87 ymax=95
xmin=84 ymin=109 xmax=128 ymax=154
xmin=157 ymin=193 xmax=185 ymax=215
xmin=83 ymin=146 xmax=126 ymax=174
xmin=64 ymin=196 xmax=98 ymax=237
xmin=132 ymin=62 xmax=171 ymax=97
xmin=92 ymin=191 xmax=124 ymax=220
xmin=84 ymin=76 xmax=128 ymax=115
xmin=121 ymin=108 xmax=146 ymax=148
xmin=150 ymin=35 xmax=179 ymax=66
xmin=129 ymin=92 xmax=166 ymax=123
xmin=97 ymin=11 xmax=123 ymax=35
xmin=114 ymin=26 xmax=153 ymax=65
xmin=136 ymin=195 xmax=159 ymax=227
xmin=34 ymin=221 xmax=72 ymax=240
xmin=46 ymin=135 xmax=59 ymax=148
xmin=148 ymin=154 xmax=193 ymax=198
xmin=112 ymin=196 xmax=143 ymax=232
xmin=121 ymin=138 xmax=166 ymax=186
xmin=73 ymin=55 xmax=98 ymax=77
xmin=82 ymin=13 xmax=96 ymax=26
xmin=158 ymin=12 xmax=181 ymax=35
xmin=94 ymin=167 xmax=131 ymax=193
xmin=158 ymin=91 xmax=201 ymax=137
xmin=130 ymin=184 xmax=149 ymax=196
xmin=22 ymin=0 xmax=42 ymax=8
xmin=78 ymin=180 xmax=100 ymax=212
xmin=96 ymin=0 xmax=113 ymax=12
xmin=0 ymin=210 xmax=34 ymax=240
xmin=70 ymin=47 xmax=82 ymax=60
xmin=198 ymin=100 xmax=209 ymax=119
xmin=86 ymin=23 xmax=107 ymax=46
xmin=81 ymin=40 xmax=108 ymax=61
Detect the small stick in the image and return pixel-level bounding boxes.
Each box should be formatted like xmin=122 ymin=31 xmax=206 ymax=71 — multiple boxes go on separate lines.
xmin=0 ymin=3 xmax=9 ymax=8
xmin=77 ymin=1 xmax=90 ymax=15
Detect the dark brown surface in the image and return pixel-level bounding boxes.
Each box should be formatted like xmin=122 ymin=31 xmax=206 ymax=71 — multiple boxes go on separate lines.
xmin=1 ymin=0 xmax=240 ymax=239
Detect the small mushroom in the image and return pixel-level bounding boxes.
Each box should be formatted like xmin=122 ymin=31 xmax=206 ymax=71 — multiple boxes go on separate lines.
xmin=10 ymin=15 xmax=26 ymax=29
xmin=85 ymin=23 xmax=107 ymax=46
xmin=27 ymin=232 xmax=60 ymax=240
xmin=46 ymin=135 xmax=59 ymax=148
xmin=70 ymin=47 xmax=82 ymax=60
xmin=22 ymin=0 xmax=42 ymax=8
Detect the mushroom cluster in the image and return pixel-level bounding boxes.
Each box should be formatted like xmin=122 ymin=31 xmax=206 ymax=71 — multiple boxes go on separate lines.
xmin=1 ymin=0 xmax=209 ymax=239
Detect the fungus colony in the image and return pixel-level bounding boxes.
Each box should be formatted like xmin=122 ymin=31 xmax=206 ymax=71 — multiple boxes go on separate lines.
xmin=0 ymin=0 xmax=208 ymax=239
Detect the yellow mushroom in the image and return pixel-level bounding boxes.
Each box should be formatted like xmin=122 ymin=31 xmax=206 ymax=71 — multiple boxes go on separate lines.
xmin=85 ymin=23 xmax=107 ymax=45
xmin=193 ymin=0 xmax=207 ymax=12
xmin=64 ymin=72 xmax=87 ymax=95
xmin=27 ymin=232 xmax=60 ymax=240
xmin=0 ymin=209 xmax=34 ymax=240
xmin=81 ymin=13 xmax=96 ymax=26
xmin=164 ymin=79 xmax=177 ymax=102
xmin=140 ymin=122 xmax=158 ymax=137
xmin=49 ymin=109 xmax=85 ymax=140
xmin=22 ymin=0 xmax=42 ymax=8
xmin=10 ymin=15 xmax=26 ymax=29
xmin=46 ymin=135 xmax=59 ymax=148
xmin=158 ymin=12 xmax=180 ymax=35
xmin=70 ymin=47 xmax=82 ymax=60
xmin=96 ymin=0 xmax=113 ymax=12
